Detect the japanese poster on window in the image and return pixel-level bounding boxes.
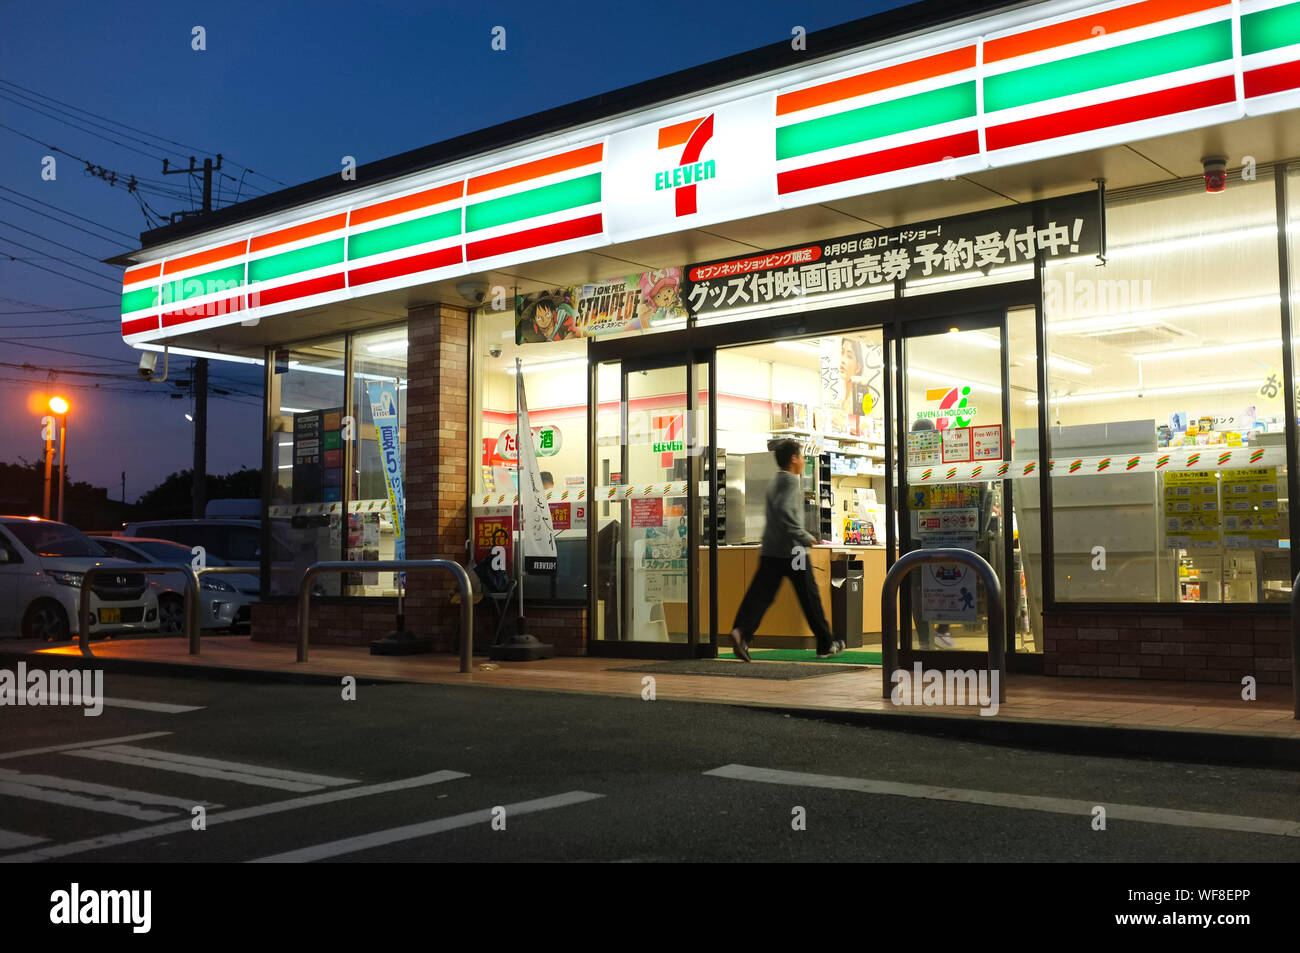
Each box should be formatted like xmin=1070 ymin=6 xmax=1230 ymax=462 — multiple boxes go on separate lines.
xmin=906 ymin=429 xmax=942 ymax=467
xmin=1221 ymin=467 xmax=1280 ymax=548
xmin=517 ymin=268 xmax=689 ymax=344
xmin=1163 ymin=471 xmax=1220 ymax=550
xmin=922 ymin=562 xmax=979 ymax=623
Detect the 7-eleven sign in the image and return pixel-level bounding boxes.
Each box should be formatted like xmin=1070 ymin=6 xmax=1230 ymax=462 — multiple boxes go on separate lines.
xmin=652 ymin=413 xmax=685 ymax=468
xmin=654 ymin=114 xmax=715 ymax=217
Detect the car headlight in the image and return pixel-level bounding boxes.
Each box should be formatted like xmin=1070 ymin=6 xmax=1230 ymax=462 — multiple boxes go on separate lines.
xmin=201 ymin=578 xmax=235 ymax=592
xmin=49 ymin=571 xmax=84 ymax=588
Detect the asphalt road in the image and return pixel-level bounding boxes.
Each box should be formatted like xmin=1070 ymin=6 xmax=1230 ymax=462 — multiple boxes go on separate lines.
xmin=1 ymin=669 xmax=1298 ymax=864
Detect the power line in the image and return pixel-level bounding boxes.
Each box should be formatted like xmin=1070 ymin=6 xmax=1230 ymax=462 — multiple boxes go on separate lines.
xmin=0 ymin=76 xmax=290 ymax=189
xmin=1 ymin=319 xmax=117 ymax=330
xmin=0 ymin=340 xmax=139 ymax=365
xmin=0 ymin=305 xmax=117 ymax=314
xmin=0 ymin=296 xmax=118 ymax=328
xmin=0 ymin=235 xmax=121 ymax=283
xmin=0 ymin=96 xmax=170 ymax=164
xmin=0 ymin=219 xmax=123 ymax=270
xmin=1 ymin=328 xmax=121 ymax=339
xmin=0 ymin=246 xmax=121 ymax=294
xmin=0 ymin=185 xmax=137 ymax=240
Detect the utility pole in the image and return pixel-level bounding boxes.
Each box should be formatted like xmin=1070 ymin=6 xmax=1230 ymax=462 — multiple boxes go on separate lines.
xmin=162 ymin=155 xmax=221 ymax=518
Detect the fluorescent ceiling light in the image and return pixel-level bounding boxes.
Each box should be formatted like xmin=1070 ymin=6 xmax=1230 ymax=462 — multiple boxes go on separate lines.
xmin=1048 ymin=355 xmax=1092 ymax=375
xmin=1027 ymin=378 xmax=1259 ymax=406
xmin=1131 ymin=339 xmax=1277 ymax=362
xmin=1048 ymin=224 xmax=1286 ymax=270
xmin=135 ymin=343 xmax=263 ymax=366
xmin=956 ymin=332 xmax=1001 ymax=350
xmin=279 ymin=406 xmax=311 ymax=413
xmin=507 ymin=357 xmax=588 ymax=375
xmin=1049 ymin=295 xmax=1279 ymax=335
xmin=366 ymin=339 xmax=408 ymax=354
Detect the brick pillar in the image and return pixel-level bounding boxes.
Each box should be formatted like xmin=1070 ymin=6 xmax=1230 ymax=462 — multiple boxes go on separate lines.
xmin=404 ymin=302 xmax=470 ymax=648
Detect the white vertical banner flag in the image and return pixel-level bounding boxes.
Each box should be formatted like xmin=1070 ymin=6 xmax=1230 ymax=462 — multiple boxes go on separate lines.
xmin=517 ymin=361 xmax=557 ymax=574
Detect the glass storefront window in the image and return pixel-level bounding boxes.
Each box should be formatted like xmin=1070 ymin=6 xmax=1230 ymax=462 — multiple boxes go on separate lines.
xmin=348 ymin=326 xmax=408 ymax=596
xmin=267 ymin=338 xmax=347 ymax=595
xmin=1043 ymin=173 xmax=1288 ymax=604
xmin=471 ymin=302 xmax=590 ymax=605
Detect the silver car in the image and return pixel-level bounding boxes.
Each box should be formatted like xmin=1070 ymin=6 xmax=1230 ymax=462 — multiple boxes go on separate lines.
xmin=0 ymin=517 xmax=159 ymax=641
xmin=91 ymin=536 xmax=258 ymax=635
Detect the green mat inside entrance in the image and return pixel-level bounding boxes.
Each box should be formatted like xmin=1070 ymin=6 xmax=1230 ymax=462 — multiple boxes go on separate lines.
xmin=718 ymin=648 xmax=881 ymax=665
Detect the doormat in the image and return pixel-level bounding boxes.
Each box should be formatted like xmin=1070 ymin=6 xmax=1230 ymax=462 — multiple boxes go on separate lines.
xmin=719 ymin=648 xmax=882 ymax=665
xmin=612 ymin=660 xmax=862 ymax=680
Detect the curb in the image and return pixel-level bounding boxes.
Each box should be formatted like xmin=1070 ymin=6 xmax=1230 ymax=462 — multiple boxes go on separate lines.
xmin=0 ymin=649 xmax=409 ymax=688
xmin=748 ymin=703 xmax=1300 ymax=770
xmin=4 ymin=647 xmax=1296 ymax=768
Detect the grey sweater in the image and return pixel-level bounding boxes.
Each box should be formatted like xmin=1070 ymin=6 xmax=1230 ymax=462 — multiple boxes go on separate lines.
xmin=761 ymin=469 xmax=815 ymax=558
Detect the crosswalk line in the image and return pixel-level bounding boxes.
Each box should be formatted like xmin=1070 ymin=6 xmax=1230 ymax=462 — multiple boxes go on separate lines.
xmin=65 ymin=746 xmax=358 ymax=792
xmin=0 ymin=829 xmax=46 ymax=850
xmin=0 ymin=732 xmax=171 ymax=761
xmin=103 ymin=698 xmax=204 ymax=714
xmin=0 ymin=768 xmax=220 ymax=811
xmin=2 ymin=770 xmax=469 ymax=863
xmin=704 ymin=764 xmax=1300 ymax=837
xmin=38 ymin=691 xmax=203 ymax=714
xmin=0 ymin=781 xmax=178 ymax=822
xmin=248 ymin=790 xmax=606 ymax=863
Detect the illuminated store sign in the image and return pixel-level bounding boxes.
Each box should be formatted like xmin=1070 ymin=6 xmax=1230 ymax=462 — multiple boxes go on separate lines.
xmin=120 ymin=0 xmax=1300 ymax=344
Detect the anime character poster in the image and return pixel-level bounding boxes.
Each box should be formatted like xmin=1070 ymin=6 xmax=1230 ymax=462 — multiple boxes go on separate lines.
xmin=517 ymin=268 xmax=690 ymax=344
xmin=516 ymin=287 xmax=580 ymax=345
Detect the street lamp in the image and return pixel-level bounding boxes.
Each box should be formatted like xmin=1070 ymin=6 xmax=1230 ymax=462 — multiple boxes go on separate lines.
xmin=47 ymin=396 xmax=68 ymax=523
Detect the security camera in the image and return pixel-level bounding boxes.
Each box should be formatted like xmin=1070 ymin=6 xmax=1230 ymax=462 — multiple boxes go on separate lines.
xmin=456 ymin=280 xmax=490 ymax=305
xmin=488 ymin=344 xmax=503 ymax=358
xmin=1202 ymin=156 xmax=1227 ymax=194
xmin=138 ymin=352 xmax=158 ymax=379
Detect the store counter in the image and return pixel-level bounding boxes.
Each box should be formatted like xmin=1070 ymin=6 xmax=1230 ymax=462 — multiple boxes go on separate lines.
xmin=663 ymin=544 xmax=885 ymax=646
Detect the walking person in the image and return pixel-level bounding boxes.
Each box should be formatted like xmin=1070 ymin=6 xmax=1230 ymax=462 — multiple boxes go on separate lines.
xmin=729 ymin=439 xmax=843 ymax=661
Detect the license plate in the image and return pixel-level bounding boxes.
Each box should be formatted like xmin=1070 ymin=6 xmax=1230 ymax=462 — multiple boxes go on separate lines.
xmin=99 ymin=608 xmax=121 ymax=624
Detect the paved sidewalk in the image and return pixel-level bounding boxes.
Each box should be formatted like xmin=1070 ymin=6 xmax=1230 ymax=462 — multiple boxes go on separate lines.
xmin=13 ymin=636 xmax=1298 ymax=757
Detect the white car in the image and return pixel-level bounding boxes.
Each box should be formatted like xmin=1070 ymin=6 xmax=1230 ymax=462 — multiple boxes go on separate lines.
xmin=91 ymin=536 xmax=258 ymax=634
xmin=0 ymin=517 xmax=160 ymax=641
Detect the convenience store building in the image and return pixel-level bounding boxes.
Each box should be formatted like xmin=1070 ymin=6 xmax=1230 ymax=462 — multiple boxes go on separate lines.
xmin=113 ymin=0 xmax=1300 ymax=685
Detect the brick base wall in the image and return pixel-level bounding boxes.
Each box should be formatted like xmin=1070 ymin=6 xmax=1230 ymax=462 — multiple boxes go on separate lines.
xmin=1044 ymin=608 xmax=1293 ymax=684
xmin=252 ymin=600 xmax=588 ymax=655
xmin=250 ymin=601 xmax=401 ymax=646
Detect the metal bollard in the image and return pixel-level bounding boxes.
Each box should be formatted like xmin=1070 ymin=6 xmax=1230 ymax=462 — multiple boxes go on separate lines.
xmin=296 ymin=560 xmax=473 ymax=672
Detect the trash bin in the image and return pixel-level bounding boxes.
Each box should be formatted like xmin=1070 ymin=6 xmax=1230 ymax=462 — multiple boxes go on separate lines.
xmin=831 ymin=558 xmax=864 ymax=648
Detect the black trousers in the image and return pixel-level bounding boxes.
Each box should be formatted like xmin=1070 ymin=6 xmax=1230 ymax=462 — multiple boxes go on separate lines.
xmin=732 ymin=555 xmax=834 ymax=654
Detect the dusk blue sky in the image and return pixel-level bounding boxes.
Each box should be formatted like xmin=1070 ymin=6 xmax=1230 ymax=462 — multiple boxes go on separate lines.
xmin=0 ymin=0 xmax=908 ymax=503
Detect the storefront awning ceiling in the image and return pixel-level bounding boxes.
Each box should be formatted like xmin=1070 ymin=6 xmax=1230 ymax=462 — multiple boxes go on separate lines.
xmin=114 ymin=0 xmax=1300 ymax=357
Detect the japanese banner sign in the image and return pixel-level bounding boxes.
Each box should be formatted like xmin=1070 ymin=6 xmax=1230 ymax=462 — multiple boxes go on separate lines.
xmin=365 ymin=383 xmax=404 ymax=561
xmin=516 ymin=362 xmax=557 ymax=574
xmin=684 ymin=191 xmax=1098 ymax=318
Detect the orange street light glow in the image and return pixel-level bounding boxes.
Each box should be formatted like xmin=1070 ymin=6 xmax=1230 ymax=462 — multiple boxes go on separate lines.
xmin=48 ymin=396 xmax=69 ymax=415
